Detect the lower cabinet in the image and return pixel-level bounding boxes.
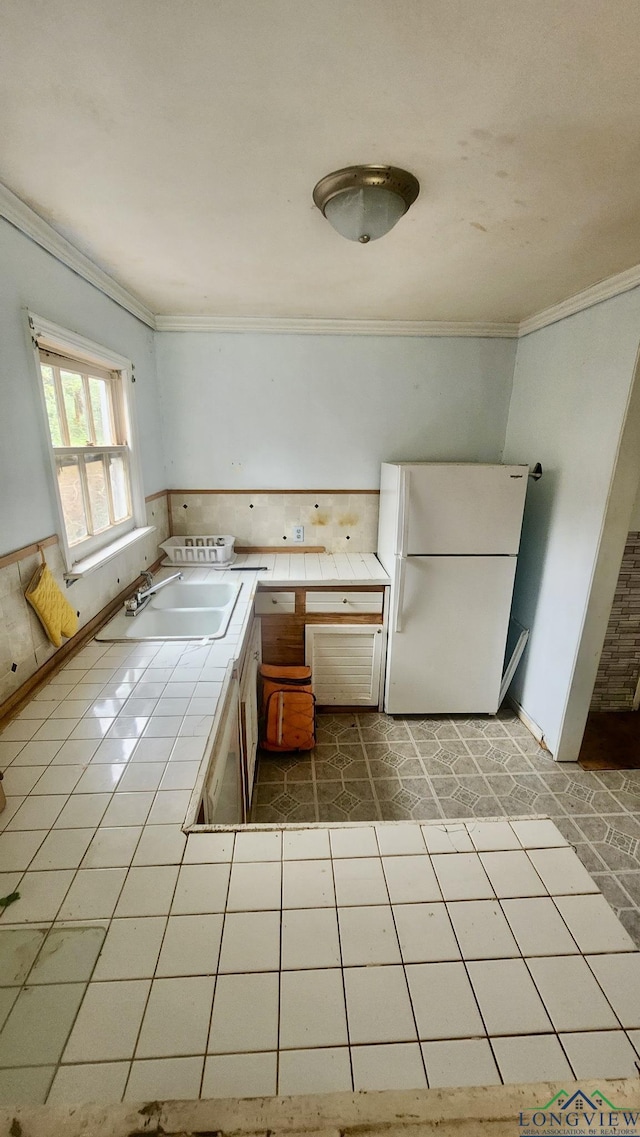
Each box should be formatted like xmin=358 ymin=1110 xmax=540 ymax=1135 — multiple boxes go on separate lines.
xmin=202 ymin=678 xmax=244 ymax=824
xmin=239 ymin=618 xmax=262 ymax=813
xmin=305 ymin=623 xmax=384 ymax=706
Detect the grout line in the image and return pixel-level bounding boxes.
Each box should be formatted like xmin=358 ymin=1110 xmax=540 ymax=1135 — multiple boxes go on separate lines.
xmin=327 ymin=844 xmax=355 ymax=1093
xmin=196 ymin=833 xmax=236 ymax=1099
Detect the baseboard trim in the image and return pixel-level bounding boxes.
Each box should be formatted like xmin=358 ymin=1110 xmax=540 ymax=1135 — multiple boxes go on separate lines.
xmin=0 ymin=556 xmax=163 ymax=724
xmin=506 ymin=694 xmax=550 ymax=751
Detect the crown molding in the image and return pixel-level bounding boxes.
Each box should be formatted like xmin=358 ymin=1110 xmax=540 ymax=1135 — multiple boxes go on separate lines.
xmin=0 ymin=182 xmax=155 ymax=329
xmin=518 ymin=263 xmax=640 ymax=337
xmin=154 ymin=314 xmax=519 ymax=337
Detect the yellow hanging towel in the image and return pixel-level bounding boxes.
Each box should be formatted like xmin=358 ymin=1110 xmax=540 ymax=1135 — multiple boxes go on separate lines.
xmin=24 ymin=548 xmax=78 ymax=648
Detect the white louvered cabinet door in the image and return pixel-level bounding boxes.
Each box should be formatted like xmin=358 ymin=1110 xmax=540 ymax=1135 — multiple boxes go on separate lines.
xmin=305 ymin=624 xmax=384 ymax=706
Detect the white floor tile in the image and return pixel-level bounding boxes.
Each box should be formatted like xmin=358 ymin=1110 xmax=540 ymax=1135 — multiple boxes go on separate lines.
xmin=72 ymin=764 xmax=126 ymax=793
xmin=93 ymin=916 xmax=167 ymax=980
xmin=48 ymin=1061 xmax=129 ymax=1103
xmin=560 ymin=1030 xmax=640 ymax=1079
xmin=352 ymin=1042 xmax=426 ymax=1090
xmin=0 ymin=720 xmax=47 ymax=742
xmin=156 ymin=914 xmax=223 ymax=977
xmin=0 ymin=1066 xmax=54 ymax=1104
xmin=501 ymin=897 xmax=579 ymax=956
xmin=58 ymin=867 xmax=127 ymax=920
xmin=2 ymin=869 xmax=74 ymax=923
xmin=382 ymin=855 xmax=442 ymax=904
xmin=125 ymin=1056 xmax=204 ymax=1101
xmin=467 ymin=959 xmax=553 ymax=1035
xmin=393 ymin=903 xmax=460 ymax=963
xmin=406 ymin=962 xmax=484 ymax=1040
xmin=330 ymin=826 xmax=378 ymax=858
xmin=11 ymin=740 xmax=63 ymax=765
xmin=0 ymin=927 xmax=46 ymax=985
xmin=279 ymin=1047 xmax=352 ymax=1095
xmin=28 ymin=926 xmax=105 ymax=984
xmin=281 ymin=907 xmax=341 ymax=970
xmin=422 ymin=1038 xmax=500 ymax=1087
xmin=82 ymin=826 xmax=143 ymax=869
xmin=280 ymin=968 xmax=348 ymax=1049
xmin=447 ymin=900 xmax=520 ymax=959
xmin=63 ymin=979 xmax=150 ymax=1063
xmin=527 ymin=955 xmax=620 ymax=1031
xmin=491 ymin=1034 xmax=573 ymax=1083
xmin=527 ymin=847 xmax=600 ymax=895
xmin=234 ymin=829 xmax=282 ymax=861
xmin=219 ymin=910 xmax=280 ymax=973
xmin=171 ymin=863 xmax=231 ymax=914
xmin=209 ymin=971 xmax=279 ymax=1053
xmin=554 ymin=894 xmax=637 ymax=953
xmin=510 ymin=819 xmax=568 ymax=848
xmin=101 ymin=792 xmax=154 ymax=828
xmin=0 ymin=830 xmax=46 ymax=872
xmin=54 ymin=794 xmax=110 ymax=829
xmin=283 ymin=828 xmax=331 ymax=860
xmin=282 ymin=859 xmax=335 ymax=908
xmin=333 ymin=857 xmax=389 ymax=906
xmin=0 ymin=982 xmax=85 ymax=1066
xmin=31 ymin=765 xmax=84 ymax=794
xmin=376 ymin=824 xmax=427 ymax=856
xmin=115 ymin=865 xmax=179 ymax=917
xmin=7 ymin=794 xmax=68 ymax=832
xmin=132 ymin=824 xmax=187 ymax=866
xmin=344 ymin=965 xmax=416 ymax=1044
xmin=421 ymin=823 xmax=474 ymax=854
xmin=339 ymin=906 xmax=401 ymax=966
xmin=479 ymin=851 xmax=546 ymax=898
xmin=183 ymin=832 xmax=235 ymax=863
xmin=202 ymin=1051 xmax=277 ymax=1098
xmin=30 ymin=828 xmax=95 ymax=871
xmin=431 ymin=853 xmax=494 ymax=901
xmin=586 ymin=954 xmax=640 ymax=1028
xmin=0 ymin=989 xmax=19 ymax=1031
xmin=92 ymin=738 xmax=137 ymax=763
xmin=136 ymin=975 xmax=215 ymax=1058
xmin=467 ymin=821 xmax=521 ymax=851
xmin=226 ymin=861 xmax=281 ymax=911
xmin=1 ymin=766 xmax=47 ymax=797
xmin=159 ymin=761 xmax=201 ymax=791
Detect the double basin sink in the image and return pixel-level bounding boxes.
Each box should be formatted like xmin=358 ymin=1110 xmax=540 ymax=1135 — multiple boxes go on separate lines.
xmin=96 ymin=580 xmax=241 ymax=641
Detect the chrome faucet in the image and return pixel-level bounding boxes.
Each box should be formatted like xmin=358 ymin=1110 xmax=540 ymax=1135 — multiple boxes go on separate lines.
xmin=124 ymin=571 xmax=183 ymax=616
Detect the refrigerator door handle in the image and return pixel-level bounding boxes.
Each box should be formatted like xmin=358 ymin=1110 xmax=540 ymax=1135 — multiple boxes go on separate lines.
xmin=396 ymin=468 xmax=411 ymax=557
xmin=393 ymin=556 xmax=407 ymax=633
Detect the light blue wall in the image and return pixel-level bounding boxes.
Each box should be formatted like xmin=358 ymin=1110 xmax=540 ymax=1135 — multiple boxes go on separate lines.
xmin=504 ymin=289 xmax=640 ymax=756
xmin=156 ymin=332 xmax=518 ymax=488
xmin=0 ymin=219 xmax=165 ymax=555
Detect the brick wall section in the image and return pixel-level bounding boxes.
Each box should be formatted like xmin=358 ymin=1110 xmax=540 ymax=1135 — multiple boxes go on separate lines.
xmin=591 ymin=531 xmax=640 ymax=710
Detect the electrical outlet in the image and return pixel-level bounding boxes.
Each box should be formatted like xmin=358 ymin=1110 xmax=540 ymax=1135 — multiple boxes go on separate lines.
xmin=293 ymin=525 xmax=304 ymax=543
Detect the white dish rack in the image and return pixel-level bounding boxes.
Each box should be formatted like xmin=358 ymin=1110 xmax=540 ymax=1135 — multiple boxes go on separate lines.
xmin=159 ymin=536 xmax=236 ymax=568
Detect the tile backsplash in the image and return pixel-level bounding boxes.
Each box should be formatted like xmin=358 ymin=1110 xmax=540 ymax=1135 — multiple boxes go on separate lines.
xmin=169 ymin=492 xmax=379 ymax=553
xmin=0 ymin=495 xmax=169 ymax=708
xmin=591 ymin=530 xmax=640 ymax=711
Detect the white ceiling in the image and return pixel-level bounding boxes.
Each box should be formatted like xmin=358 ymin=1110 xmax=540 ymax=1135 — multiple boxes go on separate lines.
xmin=2 ymin=0 xmax=640 ymax=323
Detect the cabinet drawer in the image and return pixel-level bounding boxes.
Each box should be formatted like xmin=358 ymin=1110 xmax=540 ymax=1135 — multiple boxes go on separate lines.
xmin=305 ymin=590 xmax=384 ymax=614
xmin=255 ymin=590 xmax=296 ymax=614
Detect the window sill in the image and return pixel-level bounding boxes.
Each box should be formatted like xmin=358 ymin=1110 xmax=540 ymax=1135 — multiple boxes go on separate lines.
xmin=65 ymin=526 xmax=156 ymax=580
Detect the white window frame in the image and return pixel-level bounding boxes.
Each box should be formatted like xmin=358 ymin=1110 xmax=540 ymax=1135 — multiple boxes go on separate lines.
xmin=27 ymin=311 xmax=148 ymax=576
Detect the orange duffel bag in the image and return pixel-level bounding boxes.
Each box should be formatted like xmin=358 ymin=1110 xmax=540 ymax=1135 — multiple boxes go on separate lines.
xmin=259 ymin=664 xmax=316 ymax=752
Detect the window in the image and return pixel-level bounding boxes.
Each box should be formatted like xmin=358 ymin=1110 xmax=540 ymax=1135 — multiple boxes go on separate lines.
xmin=29 ymin=314 xmax=147 ymax=573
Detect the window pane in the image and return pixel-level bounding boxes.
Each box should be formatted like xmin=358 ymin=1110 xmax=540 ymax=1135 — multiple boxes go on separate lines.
xmin=85 ymin=453 xmax=111 ymax=532
xmin=40 ymin=365 xmax=63 ymax=446
xmin=61 ymin=370 xmax=91 ymax=445
xmin=56 ymin=456 xmax=88 ymax=545
xmin=108 ymin=452 xmax=131 ymax=522
xmin=89 ymin=376 xmax=115 ymax=444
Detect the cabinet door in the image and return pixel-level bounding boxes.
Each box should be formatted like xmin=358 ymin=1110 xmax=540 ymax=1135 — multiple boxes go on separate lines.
xmin=203 ymin=680 xmax=243 ymax=825
xmin=240 ymin=618 xmax=262 ymax=811
xmin=305 ymin=624 xmax=384 ymax=706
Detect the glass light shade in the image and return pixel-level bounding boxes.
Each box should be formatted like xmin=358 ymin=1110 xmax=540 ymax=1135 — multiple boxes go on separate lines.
xmin=323 ymin=185 xmax=408 ymax=243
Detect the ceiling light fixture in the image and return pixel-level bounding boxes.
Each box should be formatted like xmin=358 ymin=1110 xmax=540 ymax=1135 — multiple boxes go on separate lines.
xmin=312 ymin=164 xmax=420 ymax=244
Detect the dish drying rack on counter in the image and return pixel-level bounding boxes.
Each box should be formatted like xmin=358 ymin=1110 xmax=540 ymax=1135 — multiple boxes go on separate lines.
xmin=159 ymin=536 xmax=235 ymax=568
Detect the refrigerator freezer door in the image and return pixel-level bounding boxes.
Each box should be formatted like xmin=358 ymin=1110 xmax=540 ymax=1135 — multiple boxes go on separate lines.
xmin=404 ymin=464 xmax=528 ymax=555
xmin=384 ymin=555 xmax=517 ymax=714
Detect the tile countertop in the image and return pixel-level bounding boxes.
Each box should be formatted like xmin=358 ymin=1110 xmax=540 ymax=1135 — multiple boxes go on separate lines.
xmin=0 ymin=552 xmax=390 ymax=849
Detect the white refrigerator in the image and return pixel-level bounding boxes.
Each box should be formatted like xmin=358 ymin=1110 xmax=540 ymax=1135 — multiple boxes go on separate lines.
xmin=377 ymin=462 xmax=528 ymax=715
